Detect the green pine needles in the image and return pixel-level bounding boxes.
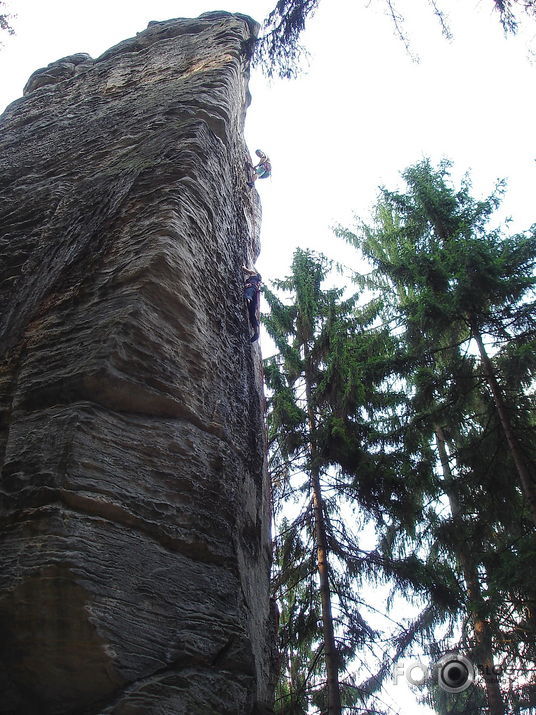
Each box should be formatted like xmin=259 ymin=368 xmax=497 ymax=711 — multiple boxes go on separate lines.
xmin=266 ymin=160 xmax=536 ymax=714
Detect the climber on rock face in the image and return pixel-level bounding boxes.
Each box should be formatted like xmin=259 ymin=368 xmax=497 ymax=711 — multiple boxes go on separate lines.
xmin=247 ymin=149 xmax=271 ymax=187
xmin=243 ymin=265 xmax=262 ymax=343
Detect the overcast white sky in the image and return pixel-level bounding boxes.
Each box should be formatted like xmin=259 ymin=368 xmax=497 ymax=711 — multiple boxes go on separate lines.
xmin=1 ymin=1 xmax=535 ymax=712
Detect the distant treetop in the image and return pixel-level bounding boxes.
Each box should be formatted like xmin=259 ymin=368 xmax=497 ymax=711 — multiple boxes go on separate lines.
xmin=0 ymin=1 xmax=15 ymax=39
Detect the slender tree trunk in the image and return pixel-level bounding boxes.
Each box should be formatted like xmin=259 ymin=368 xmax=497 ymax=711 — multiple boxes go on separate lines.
xmin=304 ymin=345 xmax=342 ymax=715
xmin=311 ymin=466 xmax=342 ymax=714
xmin=435 ymin=426 xmax=505 ymax=715
xmin=470 ymin=324 xmax=536 ymax=523
xmin=473 ymin=620 xmax=505 ymax=715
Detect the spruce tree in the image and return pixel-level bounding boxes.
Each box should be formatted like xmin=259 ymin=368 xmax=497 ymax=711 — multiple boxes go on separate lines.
xmin=336 ymin=158 xmax=536 ymax=522
xmin=265 ymin=248 xmax=441 ymax=713
xmin=335 ymin=158 xmax=536 ymax=712
xmin=265 ymin=248 xmax=349 ymax=713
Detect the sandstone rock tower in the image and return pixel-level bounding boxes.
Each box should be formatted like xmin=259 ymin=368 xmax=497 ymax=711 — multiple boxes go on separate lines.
xmin=0 ymin=13 xmax=274 ymax=714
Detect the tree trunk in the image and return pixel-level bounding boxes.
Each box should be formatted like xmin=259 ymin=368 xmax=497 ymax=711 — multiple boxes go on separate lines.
xmin=304 ymin=346 xmax=342 ymax=715
xmin=471 ymin=325 xmax=536 ymax=523
xmin=474 ymin=621 xmax=505 ymax=715
xmin=435 ymin=426 xmax=505 ymax=715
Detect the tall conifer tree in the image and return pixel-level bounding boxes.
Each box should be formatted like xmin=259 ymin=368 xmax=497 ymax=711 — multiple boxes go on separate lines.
xmin=337 ymin=159 xmax=536 ymax=522
xmin=265 ymin=249 xmax=349 ymax=713
xmin=265 ymin=249 xmax=441 ymax=713
xmin=335 ymin=158 xmax=536 ymax=712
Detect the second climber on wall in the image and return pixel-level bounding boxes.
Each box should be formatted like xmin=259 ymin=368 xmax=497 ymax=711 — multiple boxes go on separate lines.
xmin=243 ymin=265 xmax=262 ymax=342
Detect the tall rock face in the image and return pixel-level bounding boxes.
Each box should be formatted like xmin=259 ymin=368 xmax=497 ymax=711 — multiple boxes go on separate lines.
xmin=0 ymin=13 xmax=275 ymax=714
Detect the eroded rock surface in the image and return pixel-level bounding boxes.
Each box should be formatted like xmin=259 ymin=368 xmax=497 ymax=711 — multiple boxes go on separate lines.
xmin=0 ymin=12 xmax=274 ymax=714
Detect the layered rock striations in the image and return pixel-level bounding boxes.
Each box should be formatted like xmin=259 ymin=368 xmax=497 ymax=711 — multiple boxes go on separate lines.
xmin=0 ymin=13 xmax=274 ymax=714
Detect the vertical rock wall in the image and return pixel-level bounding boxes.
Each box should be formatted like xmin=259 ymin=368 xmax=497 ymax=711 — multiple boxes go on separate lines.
xmin=0 ymin=13 xmax=274 ymax=714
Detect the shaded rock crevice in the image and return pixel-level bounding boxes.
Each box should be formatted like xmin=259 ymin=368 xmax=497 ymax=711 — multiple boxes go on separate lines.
xmin=0 ymin=11 xmax=273 ymax=715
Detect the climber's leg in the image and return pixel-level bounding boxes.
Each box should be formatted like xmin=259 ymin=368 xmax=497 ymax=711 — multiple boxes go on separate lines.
xmin=247 ymin=299 xmax=259 ymax=342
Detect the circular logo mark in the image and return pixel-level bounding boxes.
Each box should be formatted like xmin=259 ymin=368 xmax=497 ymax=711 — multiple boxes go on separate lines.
xmin=436 ymin=654 xmax=475 ymax=693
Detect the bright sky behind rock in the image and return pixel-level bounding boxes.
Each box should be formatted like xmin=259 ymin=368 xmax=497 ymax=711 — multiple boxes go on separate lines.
xmin=1 ymin=1 xmax=535 ymax=711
